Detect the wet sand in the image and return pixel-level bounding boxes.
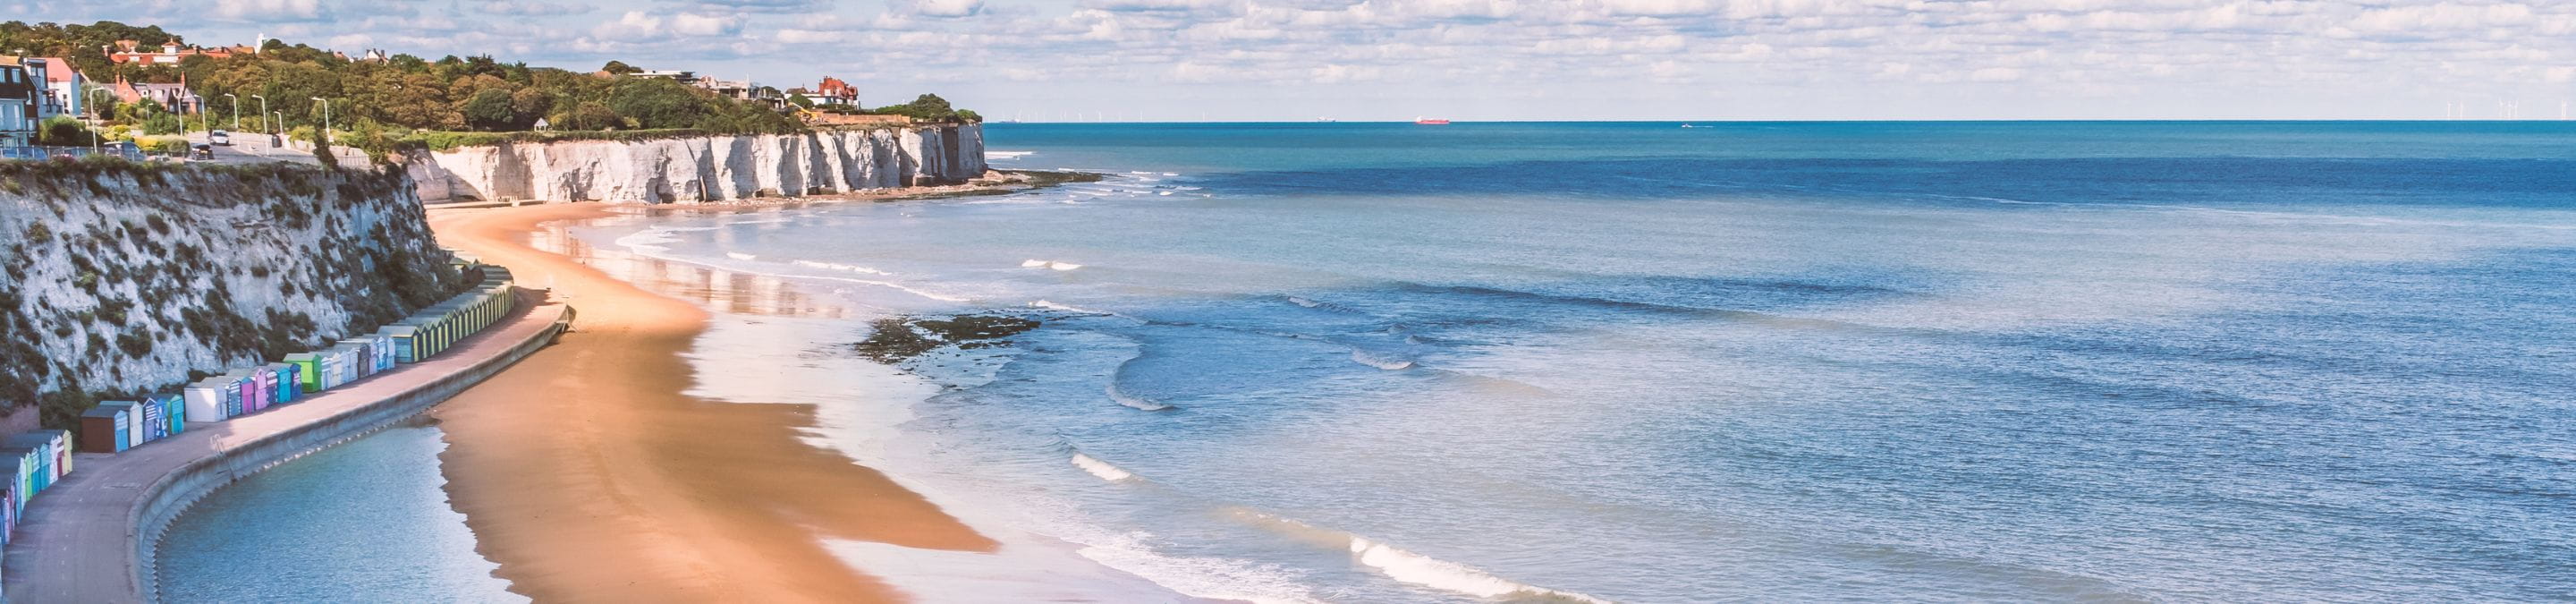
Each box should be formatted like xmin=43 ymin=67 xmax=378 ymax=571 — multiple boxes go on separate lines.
xmin=427 ymin=203 xmax=996 ymax=603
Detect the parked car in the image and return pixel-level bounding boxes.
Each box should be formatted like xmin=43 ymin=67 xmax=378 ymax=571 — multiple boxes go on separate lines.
xmin=192 ymin=145 xmax=214 ymax=160
xmin=209 ymin=130 xmax=231 ymax=146
xmin=106 ymin=141 xmax=143 ymax=161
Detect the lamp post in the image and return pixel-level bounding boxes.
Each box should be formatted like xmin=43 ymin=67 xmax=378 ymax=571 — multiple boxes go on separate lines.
xmin=86 ymin=89 xmax=110 ymax=153
xmin=250 ymin=94 xmax=268 ymax=132
xmin=224 ymin=93 xmax=239 ymax=132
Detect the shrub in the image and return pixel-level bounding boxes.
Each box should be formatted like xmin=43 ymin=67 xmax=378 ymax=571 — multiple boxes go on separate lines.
xmin=314 ymin=135 xmax=340 ymax=169
xmin=136 ymin=135 xmax=191 ymax=156
xmin=115 ymin=332 xmax=154 ymax=358
xmin=37 ymin=115 xmax=99 ymax=146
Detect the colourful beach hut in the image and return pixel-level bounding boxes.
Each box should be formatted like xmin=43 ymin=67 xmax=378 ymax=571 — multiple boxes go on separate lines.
xmin=4 ymin=447 xmax=35 ymax=509
xmin=184 ymin=379 xmax=227 ymax=422
xmin=1 ymin=467 xmax=18 ymax=521
xmin=264 ymin=363 xmax=299 ymax=404
xmin=324 ymin=345 xmax=357 ymax=384
xmin=285 ymin=353 xmax=324 ymax=393
xmin=218 ymin=371 xmax=250 ymax=417
xmin=371 ymin=334 xmax=396 ymax=371
xmin=247 ymin=368 xmax=276 ymax=413
xmin=2 ymin=473 xmax=14 ymax=543
xmin=3 ymin=435 xmax=54 ymax=493
xmin=120 ymin=399 xmax=147 ymax=447
xmin=315 ymin=350 xmax=344 ymax=389
xmin=32 ymin=430 xmax=71 ymax=480
xmin=377 ymin=326 xmax=421 ymax=363
xmin=79 ymin=404 xmax=131 ymax=454
xmin=145 ymin=394 xmax=183 ymax=438
xmin=229 ymin=369 xmax=267 ymax=413
xmin=335 ymin=340 xmax=375 ymax=379
xmin=284 ymin=362 xmax=304 ymax=401
xmin=137 ymin=396 xmax=165 ymax=443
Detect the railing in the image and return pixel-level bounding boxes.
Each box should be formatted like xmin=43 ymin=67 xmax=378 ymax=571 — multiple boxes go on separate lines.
xmin=0 ymin=145 xmax=146 ymax=162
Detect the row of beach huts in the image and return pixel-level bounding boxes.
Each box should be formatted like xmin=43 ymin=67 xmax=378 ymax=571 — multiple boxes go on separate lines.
xmin=0 ymin=262 xmax=517 ymax=548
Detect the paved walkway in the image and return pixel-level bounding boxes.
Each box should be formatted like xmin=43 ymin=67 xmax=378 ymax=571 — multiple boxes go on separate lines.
xmin=1 ymin=289 xmax=570 ymax=603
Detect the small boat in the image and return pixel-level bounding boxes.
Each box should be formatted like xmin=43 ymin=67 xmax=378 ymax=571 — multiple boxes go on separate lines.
xmin=1415 ymin=117 xmax=1451 ymax=125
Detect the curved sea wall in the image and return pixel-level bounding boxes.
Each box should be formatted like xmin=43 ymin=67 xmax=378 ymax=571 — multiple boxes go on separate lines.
xmin=0 ymin=291 xmax=569 ymax=603
xmin=408 ymin=123 xmax=990 ymax=204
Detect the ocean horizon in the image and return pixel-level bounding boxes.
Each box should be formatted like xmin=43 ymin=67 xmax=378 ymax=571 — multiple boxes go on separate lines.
xmin=164 ymin=121 xmax=2575 ymax=602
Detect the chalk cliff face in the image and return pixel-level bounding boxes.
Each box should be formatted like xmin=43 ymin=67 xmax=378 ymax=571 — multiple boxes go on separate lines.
xmin=408 ymin=123 xmax=990 ymax=204
xmin=0 ymin=163 xmax=464 ymax=429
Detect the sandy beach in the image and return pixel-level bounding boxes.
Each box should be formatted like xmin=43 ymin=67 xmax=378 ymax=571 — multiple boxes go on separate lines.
xmin=426 ymin=202 xmax=996 ymax=603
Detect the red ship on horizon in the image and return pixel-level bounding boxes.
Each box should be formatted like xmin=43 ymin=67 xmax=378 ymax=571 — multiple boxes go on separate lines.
xmin=1415 ymin=117 xmax=1452 ymax=124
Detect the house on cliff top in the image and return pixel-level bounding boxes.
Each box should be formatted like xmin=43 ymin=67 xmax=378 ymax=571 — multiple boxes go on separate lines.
xmin=106 ymin=39 xmax=248 ymax=65
xmin=0 ymin=60 xmax=37 ymax=145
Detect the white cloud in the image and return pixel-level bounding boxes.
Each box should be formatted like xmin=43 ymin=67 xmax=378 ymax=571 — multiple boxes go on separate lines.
xmin=590 ymin=11 xmax=665 ymax=39
xmin=670 ymin=13 xmax=742 ymax=36
xmin=211 ymin=0 xmax=325 ymax=21
xmin=902 ymin=0 xmax=987 ymax=18
xmin=67 ymin=0 xmax=2576 ymax=119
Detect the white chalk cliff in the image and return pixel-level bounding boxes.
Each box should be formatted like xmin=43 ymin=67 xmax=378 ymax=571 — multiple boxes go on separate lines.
xmin=408 ymin=123 xmax=990 ymax=204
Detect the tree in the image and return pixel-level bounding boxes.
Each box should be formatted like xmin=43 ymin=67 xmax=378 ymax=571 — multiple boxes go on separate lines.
xmin=312 ymin=133 xmax=339 ymax=169
xmin=564 ymin=101 xmax=619 ymax=131
xmin=142 ymin=111 xmax=184 ymax=135
xmin=460 ymin=88 xmax=516 ymax=131
xmin=600 ymin=60 xmax=640 ymax=75
xmin=36 ymin=115 xmax=98 ymax=146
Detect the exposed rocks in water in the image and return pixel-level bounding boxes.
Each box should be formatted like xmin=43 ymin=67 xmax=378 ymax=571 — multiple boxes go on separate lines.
xmin=852 ymin=315 xmax=1040 ymax=363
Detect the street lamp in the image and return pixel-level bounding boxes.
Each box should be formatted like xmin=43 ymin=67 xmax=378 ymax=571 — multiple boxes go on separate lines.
xmin=224 ymin=93 xmax=239 ymax=132
xmin=85 ymin=89 xmax=110 ymax=153
xmin=250 ymin=94 xmax=268 ymax=133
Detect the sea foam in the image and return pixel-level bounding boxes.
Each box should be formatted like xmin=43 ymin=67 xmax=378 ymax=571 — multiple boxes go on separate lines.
xmin=792 ymin=259 xmax=894 ymax=276
xmin=1106 ymin=383 xmax=1174 ymax=411
xmin=1070 ymin=453 xmax=1137 ymax=482
xmin=1225 ymin=510 xmax=1607 ymax=602
xmin=1350 ymin=350 xmax=1414 ymax=370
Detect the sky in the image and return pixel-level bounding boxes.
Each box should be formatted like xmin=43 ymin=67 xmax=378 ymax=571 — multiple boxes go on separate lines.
xmin=20 ymin=0 xmax=2576 ymax=121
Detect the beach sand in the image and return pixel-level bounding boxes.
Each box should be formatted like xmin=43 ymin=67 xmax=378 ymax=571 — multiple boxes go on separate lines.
xmin=426 ymin=202 xmax=996 ymax=603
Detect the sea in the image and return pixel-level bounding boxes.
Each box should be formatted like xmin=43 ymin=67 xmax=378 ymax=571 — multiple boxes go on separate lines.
xmin=161 ymin=122 xmax=2576 ymax=602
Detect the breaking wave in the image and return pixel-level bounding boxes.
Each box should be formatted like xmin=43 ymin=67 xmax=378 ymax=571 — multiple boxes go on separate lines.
xmin=1349 ymin=349 xmax=1414 ymax=370
xmin=1106 ymin=383 xmax=1174 ymax=411
xmin=1023 ymin=259 xmax=1086 ymax=271
xmin=1225 ymin=509 xmax=1609 ymax=603
xmin=791 ymin=259 xmax=894 ymax=276
xmin=724 ymin=251 xmax=758 ymax=261
xmin=1070 ymin=453 xmax=1137 ymax=482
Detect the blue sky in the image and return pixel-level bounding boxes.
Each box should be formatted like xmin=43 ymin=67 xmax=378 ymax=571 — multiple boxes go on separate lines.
xmin=24 ymin=0 xmax=2576 ymax=121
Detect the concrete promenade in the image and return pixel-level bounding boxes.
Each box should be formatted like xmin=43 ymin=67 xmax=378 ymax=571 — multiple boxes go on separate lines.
xmin=1 ymin=289 xmax=571 ymax=603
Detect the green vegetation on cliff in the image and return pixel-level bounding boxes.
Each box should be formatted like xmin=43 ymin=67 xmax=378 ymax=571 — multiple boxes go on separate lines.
xmin=0 ymin=159 xmax=467 ymax=429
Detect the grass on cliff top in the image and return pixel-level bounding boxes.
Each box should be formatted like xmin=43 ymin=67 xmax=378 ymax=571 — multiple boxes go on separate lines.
xmin=402 ymin=122 xmax=942 ymax=152
xmin=0 ymin=156 xmax=368 ymax=199
xmin=403 ymin=129 xmax=713 ymax=152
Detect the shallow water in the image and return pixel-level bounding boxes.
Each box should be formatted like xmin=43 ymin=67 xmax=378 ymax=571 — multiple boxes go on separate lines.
xmin=155 ymin=423 xmax=521 ymax=603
